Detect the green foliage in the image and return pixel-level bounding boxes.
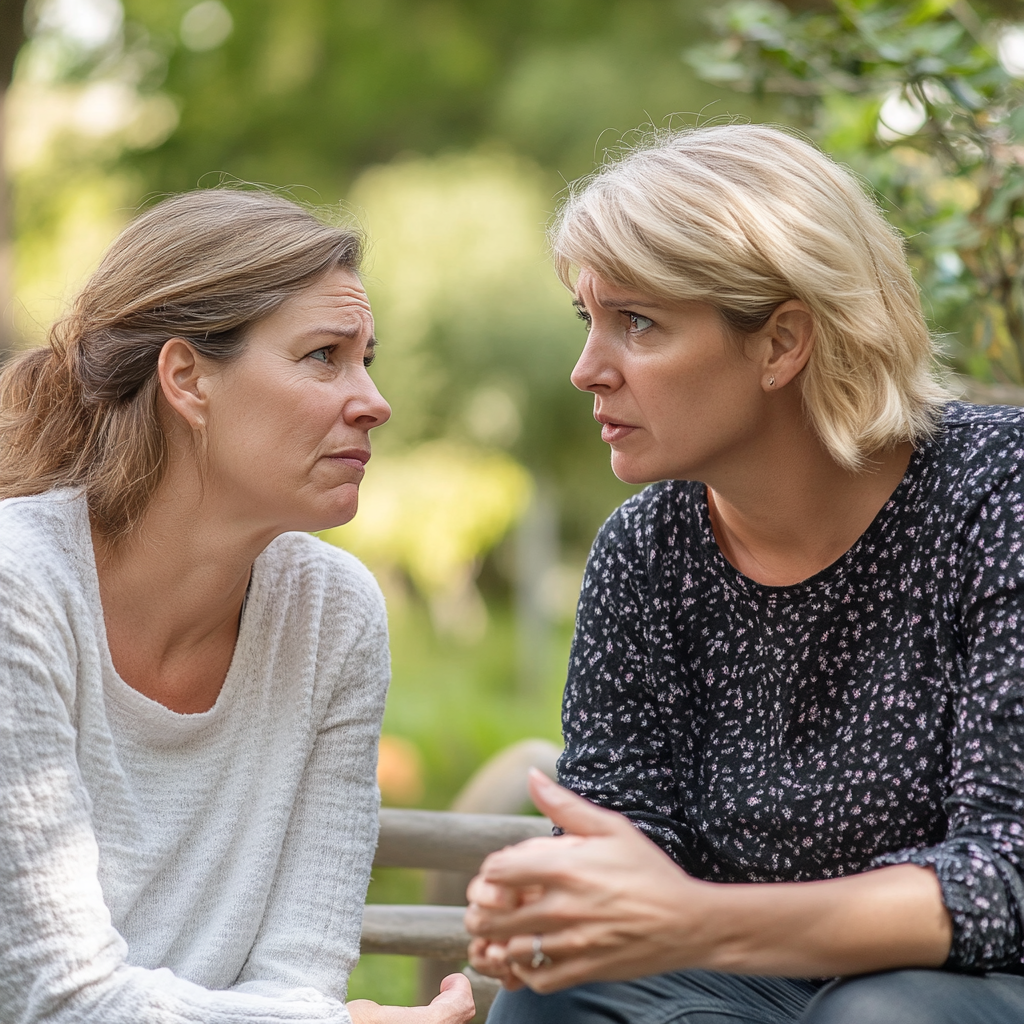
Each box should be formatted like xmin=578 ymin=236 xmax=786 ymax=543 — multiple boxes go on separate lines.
xmin=687 ymin=0 xmax=1024 ymax=381
xmin=113 ymin=0 xmax=725 ymax=190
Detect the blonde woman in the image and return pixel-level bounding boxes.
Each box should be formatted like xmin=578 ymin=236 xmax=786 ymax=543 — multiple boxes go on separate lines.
xmin=465 ymin=125 xmax=1024 ymax=1023
xmin=0 ymin=190 xmax=474 ymax=1024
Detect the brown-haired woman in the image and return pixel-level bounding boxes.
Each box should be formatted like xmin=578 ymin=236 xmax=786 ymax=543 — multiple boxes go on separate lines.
xmin=0 ymin=189 xmax=474 ymax=1024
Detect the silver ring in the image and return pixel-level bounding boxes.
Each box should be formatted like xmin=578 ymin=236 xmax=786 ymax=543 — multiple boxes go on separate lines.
xmin=530 ymin=934 xmax=552 ymax=969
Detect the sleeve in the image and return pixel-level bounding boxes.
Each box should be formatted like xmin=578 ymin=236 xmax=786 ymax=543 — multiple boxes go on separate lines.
xmin=0 ymin=564 xmax=355 ymax=1024
xmin=234 ymin=575 xmax=390 ymax=1002
xmin=872 ymin=464 xmax=1024 ymax=972
xmin=557 ymin=506 xmax=703 ymax=872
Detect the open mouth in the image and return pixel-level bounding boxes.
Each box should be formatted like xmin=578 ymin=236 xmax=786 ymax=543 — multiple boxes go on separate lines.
xmin=596 ymin=419 xmax=638 ymax=444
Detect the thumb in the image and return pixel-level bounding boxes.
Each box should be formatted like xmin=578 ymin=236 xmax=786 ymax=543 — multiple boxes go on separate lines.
xmin=432 ymin=972 xmax=475 ymax=1012
xmin=527 ymin=768 xmax=631 ymax=838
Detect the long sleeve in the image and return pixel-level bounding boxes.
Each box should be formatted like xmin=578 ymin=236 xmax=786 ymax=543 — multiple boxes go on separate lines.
xmin=235 ymin=588 xmax=389 ymax=1001
xmin=558 ymin=500 xmax=703 ymax=870
xmin=873 ymin=462 xmax=1024 ymax=972
xmin=0 ymin=559 xmax=360 ymax=1024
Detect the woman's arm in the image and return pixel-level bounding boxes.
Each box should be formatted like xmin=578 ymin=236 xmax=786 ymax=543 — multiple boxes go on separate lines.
xmin=233 ymin=575 xmax=390 ymax=1000
xmin=0 ymin=563 xmax=355 ymax=1023
xmin=465 ymin=772 xmax=952 ymax=992
xmin=0 ymin=552 xmax=471 ymax=1024
xmin=557 ymin=498 xmax=703 ymax=866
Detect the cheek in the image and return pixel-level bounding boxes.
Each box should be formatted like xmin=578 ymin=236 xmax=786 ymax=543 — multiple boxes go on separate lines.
xmin=208 ymin=377 xmax=330 ymax=463
xmin=636 ymin=351 xmax=754 ymax=444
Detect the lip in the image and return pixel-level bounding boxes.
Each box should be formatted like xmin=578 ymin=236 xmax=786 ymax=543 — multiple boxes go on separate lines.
xmin=323 ymin=448 xmax=370 ymax=474
xmin=594 ymin=412 xmax=639 ymax=445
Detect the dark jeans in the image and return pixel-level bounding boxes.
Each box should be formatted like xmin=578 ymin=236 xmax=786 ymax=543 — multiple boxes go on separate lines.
xmin=486 ymin=969 xmax=1024 ymax=1024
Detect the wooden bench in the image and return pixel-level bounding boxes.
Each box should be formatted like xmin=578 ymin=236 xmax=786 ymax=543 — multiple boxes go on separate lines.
xmin=361 ymin=809 xmax=552 ymax=1021
xmin=359 ymin=740 xmax=560 ymax=1022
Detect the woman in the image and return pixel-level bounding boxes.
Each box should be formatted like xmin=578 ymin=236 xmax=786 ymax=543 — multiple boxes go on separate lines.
xmin=464 ymin=125 xmax=1024 ymax=1023
xmin=0 ymin=189 xmax=474 ymax=1024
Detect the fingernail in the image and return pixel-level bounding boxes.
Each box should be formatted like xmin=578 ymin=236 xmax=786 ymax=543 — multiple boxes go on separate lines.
xmin=530 ymin=768 xmax=560 ymax=791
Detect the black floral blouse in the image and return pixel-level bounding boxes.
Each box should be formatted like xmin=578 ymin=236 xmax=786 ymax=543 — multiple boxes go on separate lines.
xmin=558 ymin=402 xmax=1024 ymax=972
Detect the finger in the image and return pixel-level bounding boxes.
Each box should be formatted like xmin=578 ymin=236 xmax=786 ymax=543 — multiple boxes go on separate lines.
xmin=508 ymin=946 xmax=612 ymax=997
xmin=476 ymin=838 xmax=587 ymax=890
xmin=465 ymin=876 xmax=519 ymax=910
xmin=429 ymin=973 xmax=476 ymax=1021
xmin=527 ymin=769 xmax=633 ymax=838
xmin=467 ymin=937 xmax=521 ymax=989
xmin=466 ymin=894 xmax=579 ymax=943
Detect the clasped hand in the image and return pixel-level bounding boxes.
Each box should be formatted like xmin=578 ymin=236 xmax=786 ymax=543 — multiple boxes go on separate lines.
xmin=464 ymin=770 xmax=713 ymax=994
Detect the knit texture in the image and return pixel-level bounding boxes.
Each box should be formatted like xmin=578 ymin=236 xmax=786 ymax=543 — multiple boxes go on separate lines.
xmin=0 ymin=489 xmax=389 ymax=1023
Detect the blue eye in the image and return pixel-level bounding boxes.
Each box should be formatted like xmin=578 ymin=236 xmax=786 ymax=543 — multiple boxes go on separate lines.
xmin=308 ymin=347 xmax=331 ymax=363
xmin=629 ymin=313 xmax=653 ymax=333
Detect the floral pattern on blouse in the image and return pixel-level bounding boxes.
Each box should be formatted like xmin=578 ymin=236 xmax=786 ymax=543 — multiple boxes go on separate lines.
xmin=558 ymin=403 xmax=1024 ymax=972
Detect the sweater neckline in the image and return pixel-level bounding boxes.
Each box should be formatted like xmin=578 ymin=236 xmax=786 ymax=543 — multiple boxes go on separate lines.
xmin=71 ymin=495 xmax=264 ymax=733
xmin=694 ymin=438 xmax=928 ymax=599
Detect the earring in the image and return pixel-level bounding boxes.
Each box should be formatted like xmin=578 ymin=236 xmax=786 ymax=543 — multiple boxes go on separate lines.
xmin=767 ymin=376 xmax=776 ymax=388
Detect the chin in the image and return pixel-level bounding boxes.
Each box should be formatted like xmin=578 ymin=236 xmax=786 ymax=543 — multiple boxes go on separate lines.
xmin=610 ymin=454 xmax=662 ymax=486
xmin=283 ymin=489 xmax=360 ymax=535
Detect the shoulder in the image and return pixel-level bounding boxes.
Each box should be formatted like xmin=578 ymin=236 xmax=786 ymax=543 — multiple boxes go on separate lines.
xmin=0 ymin=488 xmax=89 ymax=599
xmin=592 ymin=480 xmax=702 ymax=557
xmin=258 ymin=531 xmax=386 ymax=627
xmin=924 ymin=401 xmax=1024 ymax=499
xmin=940 ymin=399 xmax=1024 ymax=446
xmin=583 ymin=481 xmax=703 ymax=601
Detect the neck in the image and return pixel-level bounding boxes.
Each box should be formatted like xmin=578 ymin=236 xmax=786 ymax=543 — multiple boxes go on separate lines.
xmin=92 ymin=458 xmax=280 ymax=713
xmin=703 ymin=415 xmax=913 ymax=587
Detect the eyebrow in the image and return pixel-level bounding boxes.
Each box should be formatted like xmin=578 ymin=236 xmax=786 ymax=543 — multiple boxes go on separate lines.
xmin=305 ymin=326 xmax=377 ymax=347
xmin=572 ymin=297 xmax=665 ymax=311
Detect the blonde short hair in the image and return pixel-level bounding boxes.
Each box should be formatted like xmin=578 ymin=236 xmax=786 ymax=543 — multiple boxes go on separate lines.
xmin=552 ymin=124 xmax=951 ymax=471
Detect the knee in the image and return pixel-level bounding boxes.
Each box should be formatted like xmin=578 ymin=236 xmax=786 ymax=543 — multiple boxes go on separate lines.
xmin=802 ymin=971 xmax=943 ymax=1024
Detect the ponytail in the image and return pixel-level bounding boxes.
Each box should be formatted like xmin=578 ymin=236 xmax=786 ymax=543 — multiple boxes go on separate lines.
xmin=0 ymin=188 xmax=362 ymax=539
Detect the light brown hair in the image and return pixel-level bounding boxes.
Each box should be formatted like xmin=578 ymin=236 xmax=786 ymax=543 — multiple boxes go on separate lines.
xmin=552 ymin=124 xmax=951 ymax=471
xmin=0 ymin=189 xmax=362 ymax=538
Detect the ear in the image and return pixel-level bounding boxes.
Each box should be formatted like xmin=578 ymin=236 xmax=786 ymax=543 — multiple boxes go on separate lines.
xmin=760 ymin=300 xmax=815 ymax=393
xmin=157 ymin=338 xmax=209 ymax=430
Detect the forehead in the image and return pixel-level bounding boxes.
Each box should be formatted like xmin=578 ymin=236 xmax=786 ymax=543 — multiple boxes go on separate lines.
xmin=573 ymin=268 xmax=662 ymax=309
xmin=277 ymin=266 xmax=372 ymax=326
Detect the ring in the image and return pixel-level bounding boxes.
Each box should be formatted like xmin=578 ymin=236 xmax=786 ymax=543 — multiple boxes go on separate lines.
xmin=530 ymin=933 xmax=553 ymax=969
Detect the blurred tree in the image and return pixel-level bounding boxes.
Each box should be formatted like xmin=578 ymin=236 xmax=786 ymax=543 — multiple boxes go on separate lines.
xmin=12 ymin=0 xmax=754 ymax=561
xmin=1 ymin=0 xmax=25 ymax=359
xmin=687 ymin=0 xmax=1024 ymax=382
xmin=115 ymin=0 xmax=723 ymax=191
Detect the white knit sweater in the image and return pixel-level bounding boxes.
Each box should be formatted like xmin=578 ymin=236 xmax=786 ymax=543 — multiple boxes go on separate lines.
xmin=0 ymin=489 xmax=390 ymax=1024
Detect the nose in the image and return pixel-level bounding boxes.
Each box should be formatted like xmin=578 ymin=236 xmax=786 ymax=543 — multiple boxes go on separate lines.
xmin=345 ymin=369 xmax=392 ymax=429
xmin=570 ymin=329 xmax=622 ymax=393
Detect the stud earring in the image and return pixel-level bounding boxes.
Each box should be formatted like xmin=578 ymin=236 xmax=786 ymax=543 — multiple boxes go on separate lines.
xmin=768 ymin=376 xmax=776 ymax=388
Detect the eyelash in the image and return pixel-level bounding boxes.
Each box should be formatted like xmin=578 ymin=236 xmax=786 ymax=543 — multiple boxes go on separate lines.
xmin=307 ymin=346 xmax=377 ymax=368
xmin=574 ymin=308 xmax=653 ymax=334
xmin=625 ymin=312 xmax=653 ymax=333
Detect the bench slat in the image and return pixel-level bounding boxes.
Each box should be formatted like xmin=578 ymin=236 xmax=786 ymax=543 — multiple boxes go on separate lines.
xmin=360 ymin=904 xmax=470 ymax=958
xmin=374 ymin=809 xmax=552 ymax=872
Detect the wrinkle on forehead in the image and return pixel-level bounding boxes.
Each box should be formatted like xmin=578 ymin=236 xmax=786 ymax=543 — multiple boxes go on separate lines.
xmin=282 ymin=268 xmax=375 ymax=334
xmin=574 ymin=270 xmax=666 ymax=312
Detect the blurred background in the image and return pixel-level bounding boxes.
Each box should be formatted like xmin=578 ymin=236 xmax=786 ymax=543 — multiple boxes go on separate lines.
xmin=3 ymin=0 xmax=1023 ymax=1005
